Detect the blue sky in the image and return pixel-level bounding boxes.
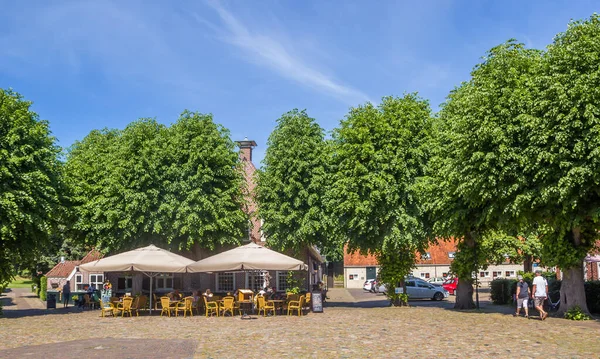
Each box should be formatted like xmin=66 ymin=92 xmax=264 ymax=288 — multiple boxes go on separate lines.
xmin=1 ymin=1 xmax=598 ymax=164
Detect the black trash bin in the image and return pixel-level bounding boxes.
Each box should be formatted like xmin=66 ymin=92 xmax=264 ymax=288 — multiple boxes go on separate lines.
xmin=47 ymin=292 xmax=57 ymax=309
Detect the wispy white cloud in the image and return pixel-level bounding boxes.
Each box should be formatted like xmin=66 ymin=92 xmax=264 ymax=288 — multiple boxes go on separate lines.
xmin=197 ymin=1 xmax=371 ymax=105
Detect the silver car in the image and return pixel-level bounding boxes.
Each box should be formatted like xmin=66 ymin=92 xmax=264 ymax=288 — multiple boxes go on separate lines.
xmin=377 ymin=278 xmax=449 ymax=300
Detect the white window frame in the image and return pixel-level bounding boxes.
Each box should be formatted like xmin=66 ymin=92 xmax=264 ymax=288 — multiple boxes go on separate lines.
xmin=246 ymin=272 xmax=265 ymax=292
xmin=420 ymin=272 xmax=430 ymax=279
xmin=154 ymin=274 xmax=173 ymax=291
xmin=505 ymin=270 xmax=515 ymax=277
xmin=74 ymin=273 xmax=84 ymax=291
xmin=422 ymin=252 xmax=431 ymax=260
xmin=89 ymin=274 xmax=103 ymax=290
xmin=216 ymin=272 xmax=235 ymax=292
xmin=276 ymin=271 xmax=291 ymax=292
xmin=492 ymin=271 xmax=502 ymax=278
xmin=448 ymin=252 xmax=456 ymax=259
xmin=479 ymin=271 xmax=490 ymax=278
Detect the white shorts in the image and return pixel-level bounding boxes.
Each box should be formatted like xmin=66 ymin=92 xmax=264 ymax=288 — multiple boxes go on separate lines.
xmin=517 ymin=298 xmax=528 ymax=308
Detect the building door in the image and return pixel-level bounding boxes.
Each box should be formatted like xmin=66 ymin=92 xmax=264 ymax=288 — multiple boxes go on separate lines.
xmin=366 ymin=267 xmax=377 ymax=280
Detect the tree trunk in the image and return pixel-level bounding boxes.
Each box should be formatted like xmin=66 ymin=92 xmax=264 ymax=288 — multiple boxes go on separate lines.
xmin=454 ymin=277 xmax=475 ymax=309
xmin=454 ymin=233 xmax=476 ymax=309
xmin=556 ymin=227 xmax=590 ymax=316
xmin=557 ymin=264 xmax=589 ymax=316
xmin=523 ymin=255 xmax=533 ymax=273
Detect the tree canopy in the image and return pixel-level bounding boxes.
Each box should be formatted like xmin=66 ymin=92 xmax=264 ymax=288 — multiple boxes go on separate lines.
xmin=65 ymin=112 xmax=247 ymax=253
xmin=0 ymin=89 xmax=64 ymax=284
xmin=327 ymin=95 xmax=433 ymax=303
xmin=256 ymin=109 xmax=331 ymax=254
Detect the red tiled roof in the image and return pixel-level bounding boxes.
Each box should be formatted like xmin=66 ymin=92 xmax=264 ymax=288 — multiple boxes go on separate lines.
xmin=344 ymin=240 xmax=460 ymax=266
xmin=344 ymin=246 xmax=379 ymax=266
xmin=46 ymin=260 xmax=79 ymax=278
xmin=45 ymin=249 xmax=104 ymax=277
xmin=80 ymin=248 xmax=103 ymax=264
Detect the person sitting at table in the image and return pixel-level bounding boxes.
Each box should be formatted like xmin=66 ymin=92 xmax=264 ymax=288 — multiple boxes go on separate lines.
xmin=192 ymin=290 xmax=201 ymax=302
xmin=203 ymin=289 xmax=213 ymax=298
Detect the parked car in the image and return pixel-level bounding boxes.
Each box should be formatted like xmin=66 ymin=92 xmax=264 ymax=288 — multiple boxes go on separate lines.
xmin=376 ymin=279 xmax=449 ymax=300
xmin=442 ymin=277 xmax=459 ymax=295
xmin=363 ymin=279 xmax=377 ymax=292
xmin=427 ymin=277 xmax=445 ymax=286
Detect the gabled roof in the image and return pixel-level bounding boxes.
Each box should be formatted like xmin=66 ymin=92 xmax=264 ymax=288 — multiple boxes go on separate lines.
xmin=45 ymin=249 xmax=104 ymax=277
xmin=46 ymin=260 xmax=79 ymax=278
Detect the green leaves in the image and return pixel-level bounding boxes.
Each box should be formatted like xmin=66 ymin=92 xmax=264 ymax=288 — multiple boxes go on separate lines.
xmin=66 ymin=112 xmax=247 ymax=252
xmin=257 ymin=109 xmax=330 ymax=253
xmin=329 ymin=94 xmax=432 ymax=253
xmin=0 ymin=89 xmax=63 ymax=284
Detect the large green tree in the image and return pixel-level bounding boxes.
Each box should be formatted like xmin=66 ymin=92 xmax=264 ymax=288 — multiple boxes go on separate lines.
xmin=256 ymin=109 xmax=331 ymax=253
xmin=0 ymin=89 xmax=64 ymax=284
xmin=66 ymin=112 xmax=247 ymax=253
xmin=522 ymin=15 xmax=600 ymax=314
xmin=327 ymin=95 xmax=433 ymax=303
xmin=424 ymin=41 xmax=541 ymax=309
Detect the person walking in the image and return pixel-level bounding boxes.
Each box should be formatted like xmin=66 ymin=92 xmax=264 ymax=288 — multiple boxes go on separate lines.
xmin=62 ymin=280 xmax=71 ymax=308
xmin=532 ymin=270 xmax=548 ymax=320
xmin=514 ymin=275 xmax=530 ymax=318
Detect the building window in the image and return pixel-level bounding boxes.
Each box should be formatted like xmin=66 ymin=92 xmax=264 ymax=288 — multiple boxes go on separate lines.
xmin=247 ymin=272 xmax=265 ymax=292
xmin=442 ymin=272 xmax=448 ymax=278
xmin=117 ymin=276 xmax=133 ymax=291
xmin=492 ymin=271 xmax=502 ymax=278
xmin=277 ymin=271 xmax=291 ymax=292
xmin=448 ymin=252 xmax=456 ymax=259
xmin=89 ymin=274 xmax=103 ymax=290
xmin=216 ymin=273 xmax=234 ymax=292
xmin=74 ymin=274 xmax=84 ymax=291
xmin=422 ymin=252 xmax=431 ymax=260
xmin=420 ymin=273 xmax=430 ymax=279
xmin=479 ymin=271 xmax=490 ymax=278
xmin=505 ymin=271 xmax=515 ymax=277
xmin=155 ymin=274 xmax=173 ymax=291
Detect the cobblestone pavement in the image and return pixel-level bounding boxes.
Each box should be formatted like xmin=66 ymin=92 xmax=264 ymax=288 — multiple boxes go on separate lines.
xmin=1 ymin=288 xmax=599 ymax=358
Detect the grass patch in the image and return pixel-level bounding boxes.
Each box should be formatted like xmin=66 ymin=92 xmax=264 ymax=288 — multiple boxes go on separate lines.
xmin=8 ymin=276 xmax=34 ymax=289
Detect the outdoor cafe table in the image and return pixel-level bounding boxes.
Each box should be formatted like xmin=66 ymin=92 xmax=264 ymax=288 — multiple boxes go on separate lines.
xmin=269 ymin=300 xmax=286 ymax=315
xmin=238 ymin=300 xmax=253 ymax=318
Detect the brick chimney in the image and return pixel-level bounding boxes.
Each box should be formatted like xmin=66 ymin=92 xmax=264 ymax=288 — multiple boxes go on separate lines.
xmin=236 ymin=137 xmax=257 ymax=162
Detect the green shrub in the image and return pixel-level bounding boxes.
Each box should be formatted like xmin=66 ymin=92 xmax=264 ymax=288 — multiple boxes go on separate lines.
xmin=564 ymin=305 xmax=591 ymax=320
xmin=585 ymin=280 xmax=600 ymax=313
xmin=39 ymin=276 xmax=47 ymax=301
xmin=490 ymin=278 xmax=516 ymax=304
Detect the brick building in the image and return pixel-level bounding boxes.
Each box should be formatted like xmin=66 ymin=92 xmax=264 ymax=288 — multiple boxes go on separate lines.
xmin=45 ymin=249 xmax=104 ymax=293
xmin=344 ymin=239 xmax=524 ymax=289
xmin=81 ymin=139 xmax=324 ymax=296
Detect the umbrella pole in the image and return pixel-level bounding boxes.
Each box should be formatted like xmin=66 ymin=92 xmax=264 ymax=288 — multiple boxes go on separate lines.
xmin=149 ymin=275 xmax=153 ymax=315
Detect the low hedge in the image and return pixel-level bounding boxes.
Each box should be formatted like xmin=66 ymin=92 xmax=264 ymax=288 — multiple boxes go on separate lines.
xmin=40 ymin=276 xmax=47 ymax=301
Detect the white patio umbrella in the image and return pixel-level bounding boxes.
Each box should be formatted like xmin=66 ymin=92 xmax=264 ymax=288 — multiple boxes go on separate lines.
xmin=80 ymin=244 xmax=194 ymax=314
xmin=186 ymin=242 xmax=308 ymax=272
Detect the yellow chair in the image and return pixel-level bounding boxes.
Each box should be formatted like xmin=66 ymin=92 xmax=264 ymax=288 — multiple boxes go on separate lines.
xmin=153 ymin=294 xmax=162 ymax=311
xmin=131 ymin=296 xmax=147 ymax=316
xmin=220 ymin=296 xmax=235 ymax=317
xmin=176 ymin=297 xmax=194 ymax=317
xmin=287 ymin=295 xmax=305 ymax=316
xmin=160 ymin=296 xmax=175 ymax=317
xmin=100 ymin=300 xmax=116 ymax=317
xmin=203 ymin=296 xmax=219 ymax=317
xmin=233 ymin=299 xmax=242 ymax=316
xmin=116 ymin=297 xmax=134 ymax=317
xmin=263 ymin=299 xmax=276 ymax=317
xmin=304 ymin=292 xmax=311 ymax=311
